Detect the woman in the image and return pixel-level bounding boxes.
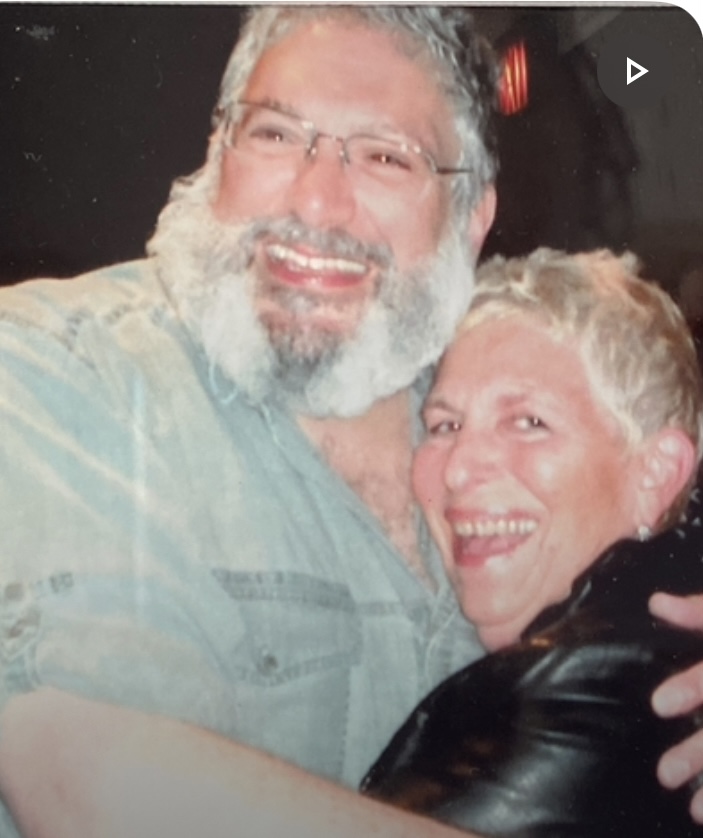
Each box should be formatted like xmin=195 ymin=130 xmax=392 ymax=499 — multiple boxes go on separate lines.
xmin=361 ymin=248 xmax=703 ymax=837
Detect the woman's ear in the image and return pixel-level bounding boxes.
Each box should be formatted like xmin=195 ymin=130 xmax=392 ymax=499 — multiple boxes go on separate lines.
xmin=635 ymin=428 xmax=698 ymax=529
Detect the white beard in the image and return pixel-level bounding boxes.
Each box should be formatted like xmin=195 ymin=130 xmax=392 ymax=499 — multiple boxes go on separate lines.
xmin=148 ymin=193 xmax=475 ymax=418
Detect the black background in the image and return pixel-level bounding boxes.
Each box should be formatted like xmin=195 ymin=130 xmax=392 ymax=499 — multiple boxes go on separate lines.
xmin=1 ymin=4 xmax=241 ymax=281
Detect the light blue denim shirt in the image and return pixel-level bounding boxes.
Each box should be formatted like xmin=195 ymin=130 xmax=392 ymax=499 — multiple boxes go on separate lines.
xmin=0 ymin=260 xmax=483 ymax=833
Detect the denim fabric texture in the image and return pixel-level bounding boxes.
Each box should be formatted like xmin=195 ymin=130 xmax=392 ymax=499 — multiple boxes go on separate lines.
xmin=0 ymin=260 xmax=483 ymax=834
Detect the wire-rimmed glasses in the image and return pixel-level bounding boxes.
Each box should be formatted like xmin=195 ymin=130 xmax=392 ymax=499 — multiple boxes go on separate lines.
xmin=218 ymin=100 xmax=471 ymax=189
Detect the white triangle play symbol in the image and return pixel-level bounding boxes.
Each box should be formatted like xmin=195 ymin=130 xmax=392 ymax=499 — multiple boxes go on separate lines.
xmin=627 ymin=57 xmax=649 ymax=85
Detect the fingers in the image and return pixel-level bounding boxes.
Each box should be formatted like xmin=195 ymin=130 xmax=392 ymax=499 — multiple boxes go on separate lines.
xmin=649 ymin=593 xmax=703 ymax=717
xmin=649 ymin=592 xmax=703 ymax=822
xmin=693 ymin=786 xmax=703 ymax=824
xmin=652 ymin=659 xmax=703 ymax=717
xmin=649 ymin=592 xmax=703 ymax=630
xmin=657 ymin=728 xmax=703 ymax=823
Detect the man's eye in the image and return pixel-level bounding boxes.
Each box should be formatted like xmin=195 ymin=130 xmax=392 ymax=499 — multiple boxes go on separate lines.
xmin=370 ymin=151 xmax=411 ymax=170
xmin=237 ymin=114 xmax=304 ymax=149
xmin=248 ymin=124 xmax=298 ymax=144
xmin=357 ymin=141 xmax=415 ymax=172
xmin=252 ymin=127 xmax=284 ymax=142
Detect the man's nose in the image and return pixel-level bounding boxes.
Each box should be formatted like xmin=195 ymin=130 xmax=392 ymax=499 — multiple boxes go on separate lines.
xmin=288 ymin=137 xmax=357 ymax=229
xmin=443 ymin=432 xmax=502 ymax=493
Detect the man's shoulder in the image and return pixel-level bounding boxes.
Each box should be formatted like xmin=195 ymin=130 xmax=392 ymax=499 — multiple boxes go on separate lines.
xmin=0 ymin=258 xmax=160 ymax=323
xmin=0 ymin=257 xmax=189 ymax=409
xmin=0 ymin=258 xmax=177 ymax=366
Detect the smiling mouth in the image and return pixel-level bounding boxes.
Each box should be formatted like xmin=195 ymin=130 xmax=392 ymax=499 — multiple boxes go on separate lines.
xmin=450 ymin=516 xmax=538 ymax=564
xmin=265 ymin=242 xmax=369 ymax=288
xmin=452 ymin=517 xmax=538 ymax=538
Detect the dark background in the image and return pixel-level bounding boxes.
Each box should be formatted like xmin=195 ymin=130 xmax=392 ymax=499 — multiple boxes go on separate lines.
xmin=0 ymin=4 xmax=241 ymax=281
xmin=1 ymin=4 xmax=702 ymax=313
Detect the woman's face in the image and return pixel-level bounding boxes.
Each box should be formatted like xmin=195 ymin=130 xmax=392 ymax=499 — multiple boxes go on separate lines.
xmin=413 ymin=315 xmax=642 ymax=651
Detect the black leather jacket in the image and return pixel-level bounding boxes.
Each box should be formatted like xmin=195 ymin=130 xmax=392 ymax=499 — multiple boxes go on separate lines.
xmin=362 ymin=501 xmax=703 ymax=837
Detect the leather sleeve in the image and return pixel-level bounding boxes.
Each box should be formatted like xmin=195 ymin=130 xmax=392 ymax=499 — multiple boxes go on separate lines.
xmin=362 ymin=528 xmax=703 ymax=838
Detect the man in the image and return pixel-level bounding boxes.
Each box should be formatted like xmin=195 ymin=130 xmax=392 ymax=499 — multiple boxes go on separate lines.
xmin=0 ymin=7 xmax=701 ymax=837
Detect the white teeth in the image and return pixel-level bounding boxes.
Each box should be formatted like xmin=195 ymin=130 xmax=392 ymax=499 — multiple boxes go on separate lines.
xmin=453 ymin=518 xmax=538 ymax=538
xmin=267 ymin=243 xmax=367 ymax=275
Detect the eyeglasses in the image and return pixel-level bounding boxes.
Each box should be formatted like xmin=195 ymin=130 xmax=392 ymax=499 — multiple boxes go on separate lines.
xmin=218 ymin=100 xmax=471 ymax=187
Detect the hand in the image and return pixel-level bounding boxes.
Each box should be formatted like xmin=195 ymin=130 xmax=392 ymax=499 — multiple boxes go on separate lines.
xmin=649 ymin=592 xmax=703 ymax=822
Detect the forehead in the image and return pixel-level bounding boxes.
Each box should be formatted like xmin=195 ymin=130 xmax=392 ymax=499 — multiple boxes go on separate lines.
xmin=435 ymin=316 xmax=607 ymax=415
xmin=242 ymin=19 xmax=456 ymax=149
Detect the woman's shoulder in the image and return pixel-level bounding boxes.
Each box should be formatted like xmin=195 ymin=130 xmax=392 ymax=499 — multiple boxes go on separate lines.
xmin=526 ymin=485 xmax=703 ymax=644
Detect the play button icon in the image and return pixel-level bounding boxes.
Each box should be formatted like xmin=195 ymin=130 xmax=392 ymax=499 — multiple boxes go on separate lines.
xmin=627 ymin=57 xmax=648 ymax=85
xmin=597 ymin=30 xmax=672 ymax=108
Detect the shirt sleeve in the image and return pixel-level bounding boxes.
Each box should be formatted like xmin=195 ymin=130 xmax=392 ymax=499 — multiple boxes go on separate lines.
xmin=0 ymin=295 xmax=235 ymax=734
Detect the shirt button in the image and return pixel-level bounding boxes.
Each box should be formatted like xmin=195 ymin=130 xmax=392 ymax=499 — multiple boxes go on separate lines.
xmin=257 ymin=647 xmax=279 ymax=675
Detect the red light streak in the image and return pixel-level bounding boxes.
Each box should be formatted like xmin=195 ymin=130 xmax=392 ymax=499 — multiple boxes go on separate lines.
xmin=499 ymin=41 xmax=529 ymax=115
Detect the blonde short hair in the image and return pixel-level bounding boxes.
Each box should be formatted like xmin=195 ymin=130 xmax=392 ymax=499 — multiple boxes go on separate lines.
xmin=460 ymin=248 xmax=703 ymax=525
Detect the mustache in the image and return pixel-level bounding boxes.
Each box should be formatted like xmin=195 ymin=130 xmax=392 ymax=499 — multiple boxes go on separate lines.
xmin=239 ymin=215 xmax=394 ymax=271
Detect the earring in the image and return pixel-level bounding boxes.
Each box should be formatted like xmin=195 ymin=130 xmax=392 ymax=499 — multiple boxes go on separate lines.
xmin=637 ymin=524 xmax=652 ymax=542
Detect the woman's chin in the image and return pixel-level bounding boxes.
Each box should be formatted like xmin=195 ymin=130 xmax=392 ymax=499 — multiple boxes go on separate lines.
xmin=474 ymin=620 xmax=525 ymax=652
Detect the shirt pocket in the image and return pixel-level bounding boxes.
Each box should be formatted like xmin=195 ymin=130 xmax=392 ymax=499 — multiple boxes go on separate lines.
xmin=212 ymin=569 xmax=362 ymax=684
xmin=211 ymin=569 xmax=363 ymax=781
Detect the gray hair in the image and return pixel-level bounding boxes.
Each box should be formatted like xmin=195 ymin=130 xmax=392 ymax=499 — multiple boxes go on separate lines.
xmin=460 ymin=248 xmax=703 ymax=526
xmin=212 ymin=4 xmax=499 ymax=217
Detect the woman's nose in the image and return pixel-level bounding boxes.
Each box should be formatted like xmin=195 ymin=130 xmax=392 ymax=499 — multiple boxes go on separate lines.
xmin=443 ymin=432 xmax=502 ymax=493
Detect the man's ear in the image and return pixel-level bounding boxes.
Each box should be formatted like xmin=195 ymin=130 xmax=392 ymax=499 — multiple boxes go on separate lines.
xmin=635 ymin=428 xmax=698 ymax=528
xmin=467 ymin=185 xmax=497 ymax=257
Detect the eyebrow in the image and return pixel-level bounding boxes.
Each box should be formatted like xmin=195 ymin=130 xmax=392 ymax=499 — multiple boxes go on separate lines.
xmin=245 ymin=97 xmax=431 ymax=149
xmin=498 ymin=392 xmax=533 ymax=409
xmin=422 ymin=395 xmax=456 ymax=413
xmin=495 ymin=390 xmax=566 ymax=414
xmin=425 ymin=388 xmax=570 ymax=416
xmin=243 ymin=98 xmax=303 ymax=120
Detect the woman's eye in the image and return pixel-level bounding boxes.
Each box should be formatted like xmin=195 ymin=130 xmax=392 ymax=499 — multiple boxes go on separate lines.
xmin=513 ymin=415 xmax=548 ymax=432
xmin=426 ymin=419 xmax=462 ymax=436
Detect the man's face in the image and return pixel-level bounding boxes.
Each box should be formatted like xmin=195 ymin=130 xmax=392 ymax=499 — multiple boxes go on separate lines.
xmin=212 ymin=19 xmax=461 ymax=352
xmin=151 ymin=17 xmax=483 ymax=417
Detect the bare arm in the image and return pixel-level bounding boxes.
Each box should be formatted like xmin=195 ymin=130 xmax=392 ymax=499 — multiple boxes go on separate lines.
xmin=649 ymin=592 xmax=703 ymax=822
xmin=0 ymin=688 xmax=476 ymax=838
